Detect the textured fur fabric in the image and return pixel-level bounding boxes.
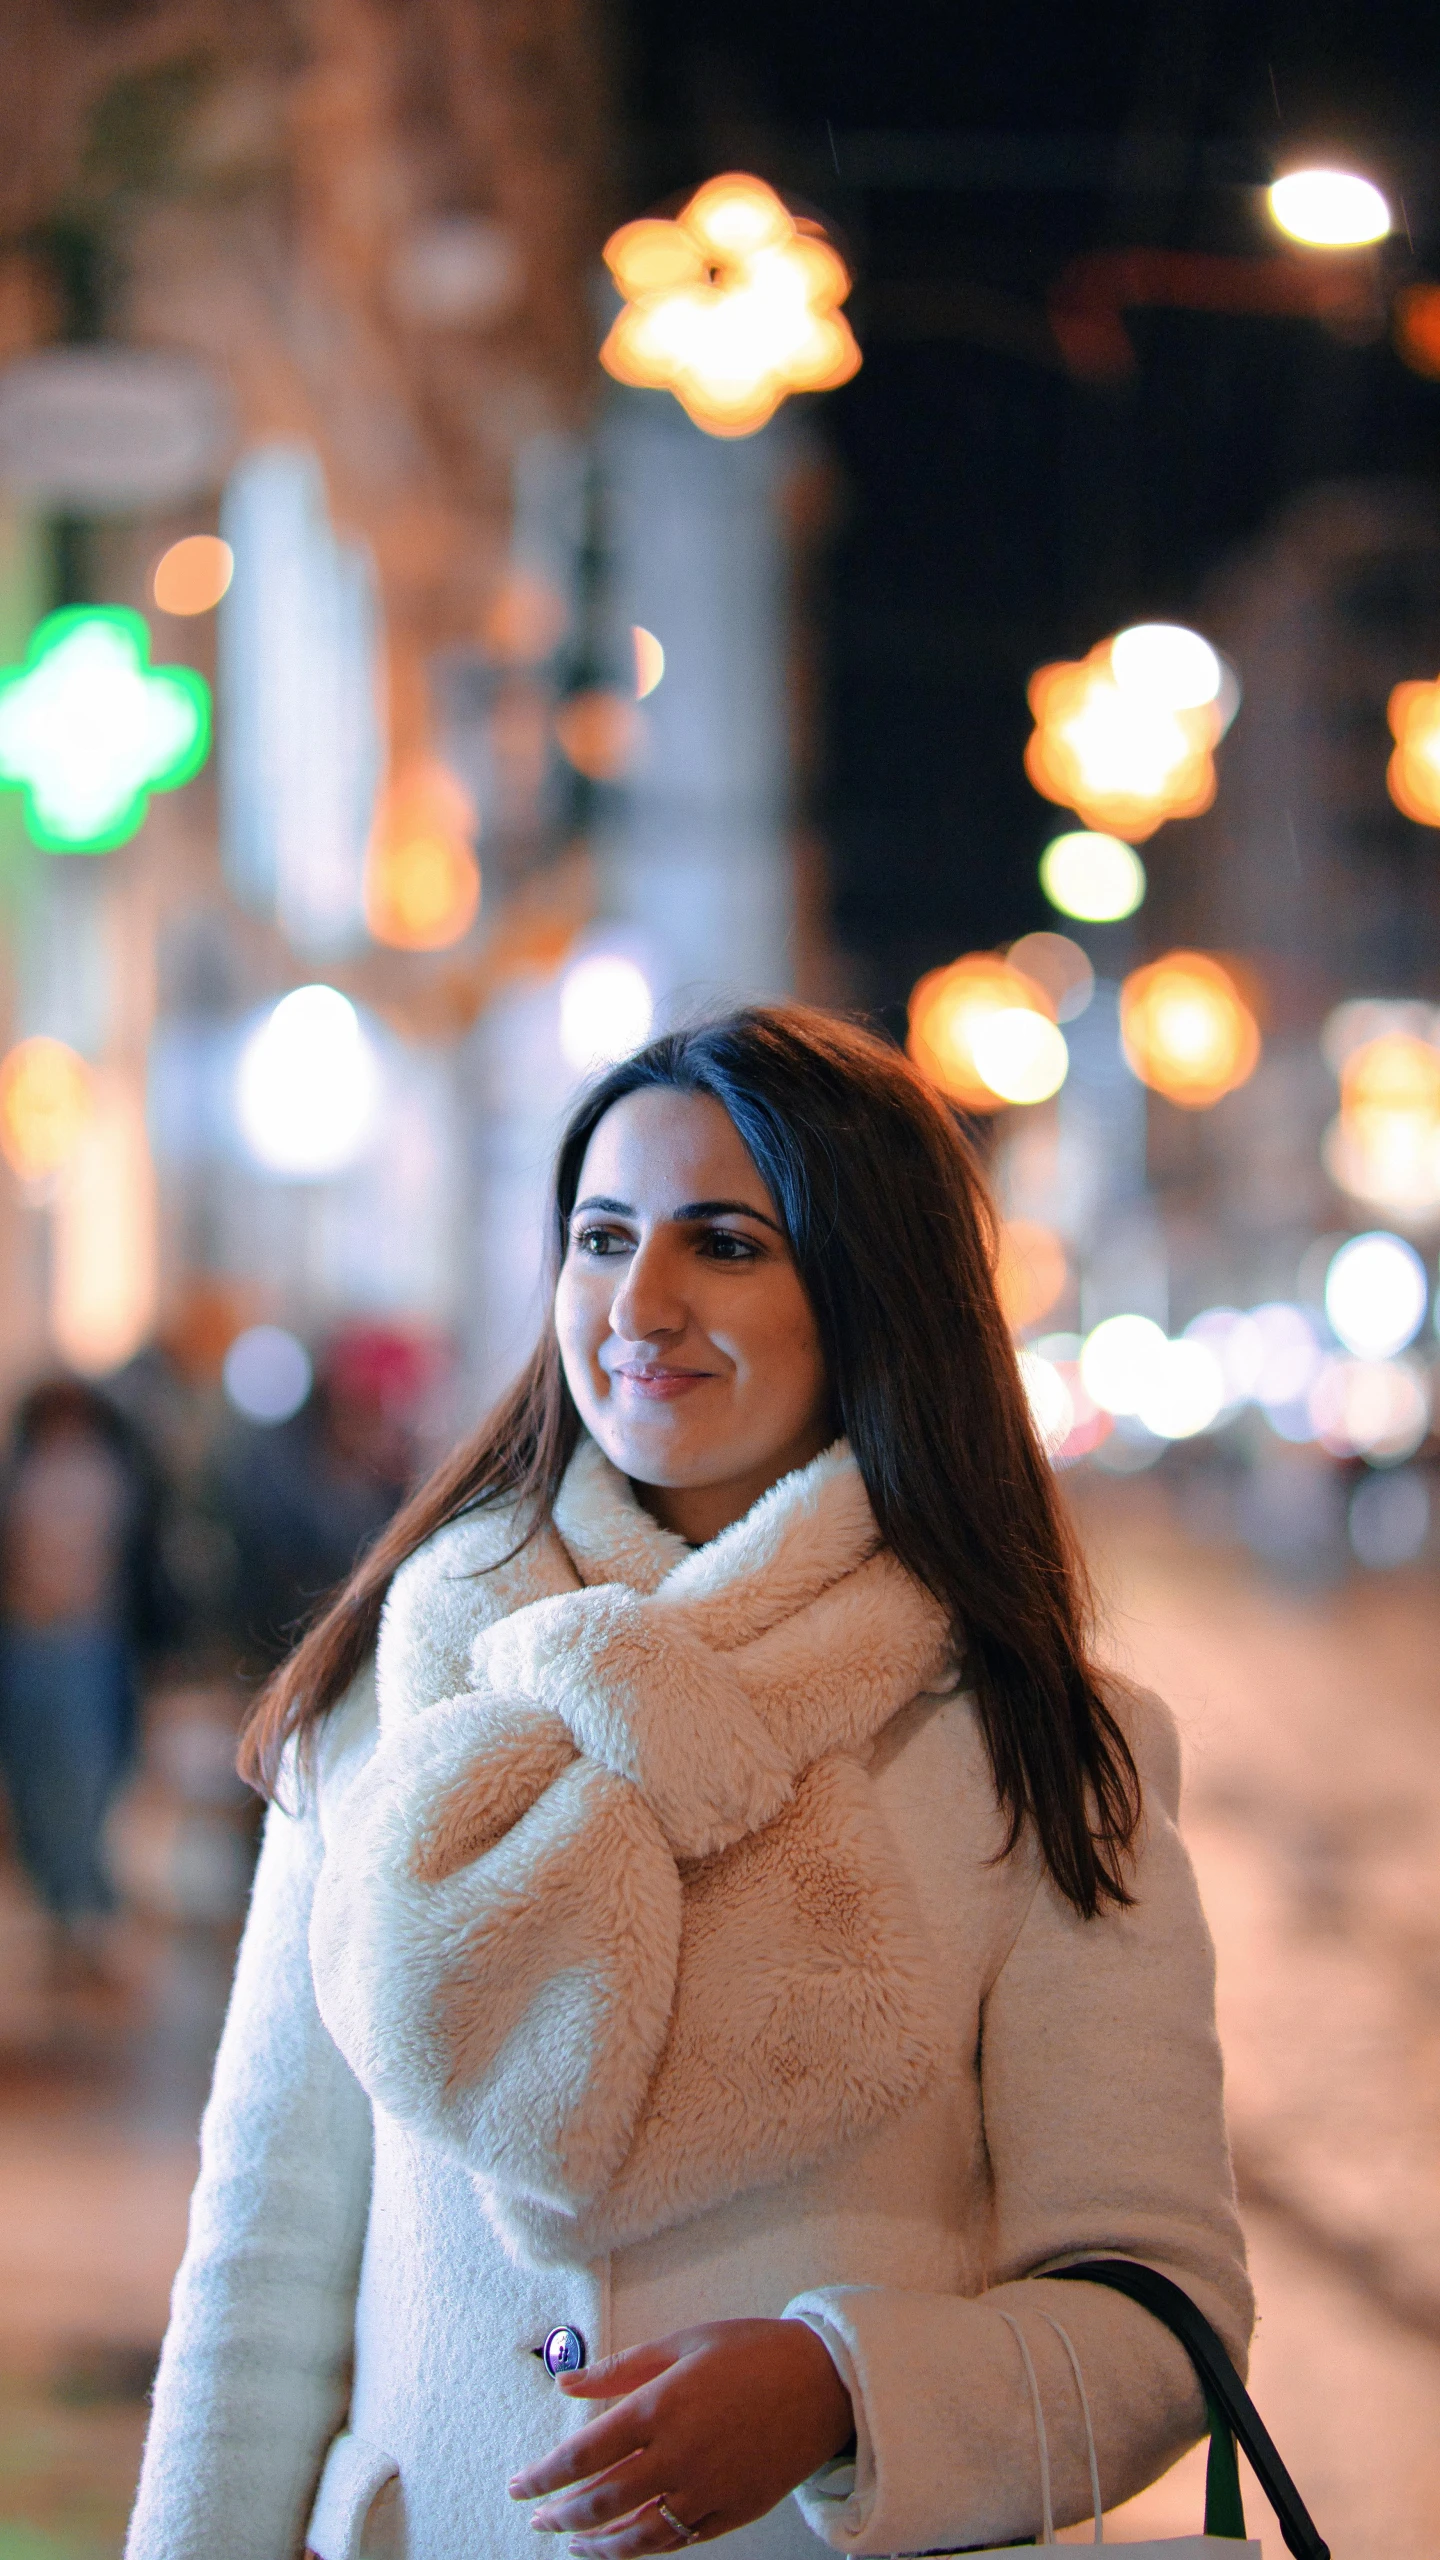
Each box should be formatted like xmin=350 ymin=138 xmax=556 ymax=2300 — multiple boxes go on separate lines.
xmin=310 ymin=1438 xmax=954 ymax=2264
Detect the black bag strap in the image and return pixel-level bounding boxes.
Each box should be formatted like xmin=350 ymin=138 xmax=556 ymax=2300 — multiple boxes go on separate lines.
xmin=1047 ymin=2260 xmax=1328 ymax=2560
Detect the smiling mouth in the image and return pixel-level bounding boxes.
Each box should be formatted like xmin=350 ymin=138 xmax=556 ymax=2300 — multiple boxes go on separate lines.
xmin=610 ymin=1365 xmax=716 ymax=1400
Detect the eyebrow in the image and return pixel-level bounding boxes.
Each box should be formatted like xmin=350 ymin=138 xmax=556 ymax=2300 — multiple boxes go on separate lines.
xmin=571 ymin=1193 xmax=785 ymax=1235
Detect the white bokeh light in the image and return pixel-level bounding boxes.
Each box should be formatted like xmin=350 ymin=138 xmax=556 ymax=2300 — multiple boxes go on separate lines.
xmin=1109 ymin=623 xmax=1222 ymax=712
xmin=1038 ymin=831 xmax=1146 ymax=925
xmin=236 ymin=986 xmax=382 ymax=1179
xmin=559 ymin=954 xmax=654 ymax=1073
xmin=1079 ymin=1313 xmax=1169 ymax=1417
xmin=1268 ymin=169 xmax=1390 ymax=249
xmin=1134 ymin=1337 xmax=1226 ymax=1440
xmin=1310 ymin=1355 xmax=1430 ymax=1463
xmin=223 ymin=1325 xmax=313 ymax=1423
xmin=1007 ymin=931 xmax=1094 ymax=1023
xmin=1324 ymin=1231 xmax=1428 ymax=1360
xmin=970 ymin=1008 xmax=1069 ymax=1105
xmin=1248 ymin=1303 xmax=1324 ymax=1408
xmin=1182 ymin=1307 xmax=1265 ymax=1404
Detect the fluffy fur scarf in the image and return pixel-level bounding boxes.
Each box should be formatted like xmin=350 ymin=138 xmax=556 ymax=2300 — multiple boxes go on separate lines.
xmin=310 ymin=1436 xmax=955 ymax=2266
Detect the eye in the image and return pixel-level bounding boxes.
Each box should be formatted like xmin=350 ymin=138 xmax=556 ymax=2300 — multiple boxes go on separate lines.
xmin=699 ymin=1228 xmax=762 ymax=1261
xmin=572 ymin=1224 xmax=632 ymax=1258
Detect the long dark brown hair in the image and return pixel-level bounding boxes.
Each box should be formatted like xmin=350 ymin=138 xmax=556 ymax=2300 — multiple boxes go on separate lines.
xmin=239 ymin=1003 xmax=1138 ymax=1915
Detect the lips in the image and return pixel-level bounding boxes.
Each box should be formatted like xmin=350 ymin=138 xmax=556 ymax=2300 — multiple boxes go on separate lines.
xmin=610 ymin=1366 xmax=714 ymax=1400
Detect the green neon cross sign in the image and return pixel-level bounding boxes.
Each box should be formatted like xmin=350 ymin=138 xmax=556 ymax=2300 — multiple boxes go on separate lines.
xmin=0 ymin=606 xmax=211 ymax=853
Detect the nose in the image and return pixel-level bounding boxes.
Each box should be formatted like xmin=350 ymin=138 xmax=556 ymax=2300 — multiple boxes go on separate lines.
xmin=609 ymin=1231 xmax=686 ymax=1344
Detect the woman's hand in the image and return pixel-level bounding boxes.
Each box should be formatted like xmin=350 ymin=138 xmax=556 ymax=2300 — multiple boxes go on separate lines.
xmin=508 ymin=2316 xmax=855 ymax=2554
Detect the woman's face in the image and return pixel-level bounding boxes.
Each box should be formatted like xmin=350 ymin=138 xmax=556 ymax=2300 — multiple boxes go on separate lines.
xmin=554 ymin=1087 xmax=832 ymax=1541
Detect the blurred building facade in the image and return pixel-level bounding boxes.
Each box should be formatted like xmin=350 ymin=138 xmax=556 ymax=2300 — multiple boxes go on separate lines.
xmin=1144 ymin=480 xmax=1440 ymax=1320
xmin=0 ymin=0 xmax=822 ymax=1436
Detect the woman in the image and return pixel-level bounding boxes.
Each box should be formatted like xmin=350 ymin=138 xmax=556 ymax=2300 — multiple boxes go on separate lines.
xmin=0 ymin=1378 xmax=173 ymax=1985
xmin=128 ymin=1006 xmax=1250 ymax=2560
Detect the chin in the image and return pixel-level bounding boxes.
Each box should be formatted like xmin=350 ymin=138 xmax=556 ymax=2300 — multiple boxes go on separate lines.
xmin=601 ymin=1439 xmax=704 ymax=1490
xmin=588 ymin=1412 xmax=716 ymax=1489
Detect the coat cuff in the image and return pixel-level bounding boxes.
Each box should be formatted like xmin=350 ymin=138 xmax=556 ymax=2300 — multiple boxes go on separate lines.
xmin=786 ymin=2281 xmax=1062 ymax=2554
xmin=783 ymin=2276 xmax=1206 ymax=2556
xmin=783 ymin=2298 xmax=877 ymax=2546
xmin=791 ymin=2283 xmax=1031 ymax=2554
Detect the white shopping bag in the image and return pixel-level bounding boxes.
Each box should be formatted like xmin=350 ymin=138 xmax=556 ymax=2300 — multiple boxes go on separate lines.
xmin=927 ymin=2304 xmax=1263 ymax=2560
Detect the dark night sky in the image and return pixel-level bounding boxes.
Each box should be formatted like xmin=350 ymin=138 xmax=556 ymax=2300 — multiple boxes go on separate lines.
xmin=614 ymin=1 xmax=1440 ymax=1019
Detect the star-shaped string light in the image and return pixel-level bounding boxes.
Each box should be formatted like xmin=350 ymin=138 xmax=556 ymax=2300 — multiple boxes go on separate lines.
xmin=0 ymin=607 xmax=211 ymax=853
xmin=1025 ymin=642 xmax=1220 ymax=842
xmin=600 ymin=174 xmax=861 ymax=438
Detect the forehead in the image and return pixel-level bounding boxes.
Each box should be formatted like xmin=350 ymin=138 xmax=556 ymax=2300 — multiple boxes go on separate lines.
xmin=575 ymin=1087 xmax=774 ymax=1212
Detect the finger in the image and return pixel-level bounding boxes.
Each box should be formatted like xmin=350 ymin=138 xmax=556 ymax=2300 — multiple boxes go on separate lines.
xmin=566 ymin=2495 xmax=720 ymax=2558
xmin=529 ymin=2448 xmax=660 ymax=2533
xmin=510 ymin=2406 xmax=652 ymax=2502
xmin=557 ymin=2343 xmax=679 ymax=2399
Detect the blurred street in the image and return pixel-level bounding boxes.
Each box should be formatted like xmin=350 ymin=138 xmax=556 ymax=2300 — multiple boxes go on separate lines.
xmin=1071 ymin=1477 xmax=1440 ymax=2556
xmin=0 ymin=1678 xmax=245 ymax=2560
xmin=1 ymin=1483 xmax=1439 ymax=2557
xmin=3 ymin=4 xmax=1440 ymax=2556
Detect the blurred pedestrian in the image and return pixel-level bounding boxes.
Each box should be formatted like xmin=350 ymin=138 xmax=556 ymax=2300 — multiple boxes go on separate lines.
xmin=214 ymin=1322 xmax=435 ymax=1670
xmin=108 ymin=1284 xmax=258 ymax=1667
xmin=0 ymin=1378 xmax=176 ymax=1984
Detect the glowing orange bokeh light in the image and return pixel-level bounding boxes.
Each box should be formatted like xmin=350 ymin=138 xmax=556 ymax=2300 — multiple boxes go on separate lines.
xmin=907 ymin=954 xmax=1056 ymax=1113
xmin=152 ymin=534 xmax=234 ymax=616
xmin=365 ymin=762 xmax=480 ymax=951
xmin=995 ymin=1219 xmax=1069 ymax=1331
xmin=1386 ymin=676 xmax=1440 ymax=825
xmin=481 ymin=574 xmax=570 ymax=665
xmin=1324 ymin=1030 xmax=1440 ymax=1217
xmin=1025 ymin=643 xmax=1222 ymax=841
xmin=1120 ymin=952 xmax=1260 ymax=1108
xmin=600 ymin=173 xmax=861 ymax=439
xmin=0 ymin=1036 xmax=95 ymax=1180
xmin=1342 ymin=1032 xmax=1440 ymax=1118
xmin=1393 ymin=283 xmax=1440 ymax=381
xmin=554 ymin=689 xmax=644 ymax=783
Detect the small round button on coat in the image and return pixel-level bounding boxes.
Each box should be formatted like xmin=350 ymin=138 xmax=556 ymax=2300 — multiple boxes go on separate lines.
xmin=542 ymin=2326 xmax=587 ymax=2375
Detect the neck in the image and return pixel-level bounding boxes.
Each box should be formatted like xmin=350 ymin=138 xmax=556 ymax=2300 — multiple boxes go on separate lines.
xmin=631 ymin=1426 xmax=834 ymax=1547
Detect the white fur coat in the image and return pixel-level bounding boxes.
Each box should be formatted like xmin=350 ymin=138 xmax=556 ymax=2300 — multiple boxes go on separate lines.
xmin=128 ymin=1445 xmax=1252 ymax=2560
xmin=310 ymin=1437 xmax=953 ymax=2263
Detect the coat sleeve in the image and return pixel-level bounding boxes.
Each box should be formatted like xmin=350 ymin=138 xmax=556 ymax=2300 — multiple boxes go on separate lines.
xmin=126 ymin=1746 xmax=374 ymax=2560
xmin=785 ymin=1689 xmax=1253 ymax=2557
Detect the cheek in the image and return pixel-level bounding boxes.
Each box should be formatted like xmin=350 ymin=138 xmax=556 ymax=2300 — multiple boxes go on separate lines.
xmin=553 ymin=1266 xmax=609 ymax=1375
xmin=787 ymin=1320 xmax=829 ymax=1414
xmin=728 ymin=1282 xmax=826 ymax=1398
